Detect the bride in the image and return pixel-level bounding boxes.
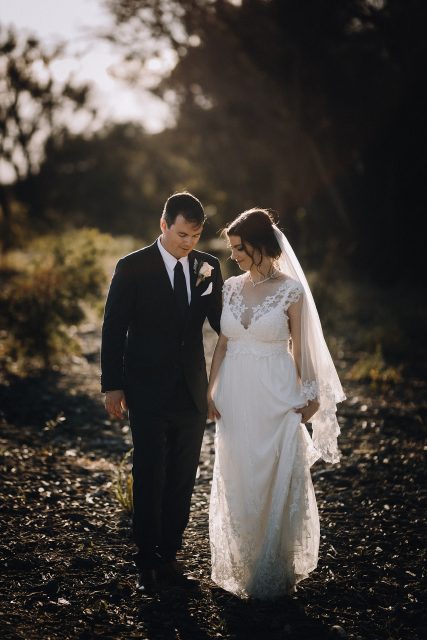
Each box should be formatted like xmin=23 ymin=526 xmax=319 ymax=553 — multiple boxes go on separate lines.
xmin=207 ymin=208 xmax=345 ymax=599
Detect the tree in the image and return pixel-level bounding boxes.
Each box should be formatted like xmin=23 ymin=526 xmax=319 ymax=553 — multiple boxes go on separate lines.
xmin=104 ymin=0 xmax=427 ymax=280
xmin=0 ymin=25 xmax=94 ymax=252
xmin=34 ymin=121 xmax=225 ymax=239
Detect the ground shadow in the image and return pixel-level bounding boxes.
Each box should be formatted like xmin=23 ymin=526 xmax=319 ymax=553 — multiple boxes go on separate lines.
xmin=136 ymin=587 xmax=211 ymax=640
xmin=0 ymin=370 xmax=103 ymax=428
xmin=211 ymin=587 xmax=336 ymax=639
xmin=0 ymin=370 xmax=128 ymax=458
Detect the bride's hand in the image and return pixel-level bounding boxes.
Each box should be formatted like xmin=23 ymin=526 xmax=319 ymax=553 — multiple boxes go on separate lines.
xmin=295 ymin=399 xmax=320 ymax=423
xmin=207 ymin=395 xmax=221 ymax=421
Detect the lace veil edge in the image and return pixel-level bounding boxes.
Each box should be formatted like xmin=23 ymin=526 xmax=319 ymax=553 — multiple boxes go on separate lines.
xmin=273 ymin=225 xmax=345 ymax=464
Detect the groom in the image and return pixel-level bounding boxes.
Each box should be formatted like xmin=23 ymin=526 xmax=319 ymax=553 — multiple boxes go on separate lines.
xmin=101 ymin=192 xmax=223 ymax=594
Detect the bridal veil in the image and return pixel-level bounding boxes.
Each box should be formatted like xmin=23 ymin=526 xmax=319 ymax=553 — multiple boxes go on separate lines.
xmin=272 ymin=225 xmax=346 ymax=463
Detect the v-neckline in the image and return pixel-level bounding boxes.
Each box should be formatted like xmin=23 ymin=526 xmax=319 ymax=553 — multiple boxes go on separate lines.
xmin=233 ymin=276 xmax=292 ymax=331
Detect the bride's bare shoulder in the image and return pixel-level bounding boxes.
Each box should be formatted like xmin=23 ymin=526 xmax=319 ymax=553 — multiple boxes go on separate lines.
xmin=224 ymin=274 xmax=245 ymax=286
xmin=274 ymin=274 xmax=303 ymax=301
xmin=274 ymin=272 xmax=295 ymax=284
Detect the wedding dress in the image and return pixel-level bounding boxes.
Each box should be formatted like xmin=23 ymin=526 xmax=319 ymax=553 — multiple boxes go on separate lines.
xmin=209 ymin=273 xmax=321 ymax=599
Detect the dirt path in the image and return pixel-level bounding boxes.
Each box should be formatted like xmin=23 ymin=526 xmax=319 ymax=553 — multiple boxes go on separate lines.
xmin=0 ymin=326 xmax=425 ymax=639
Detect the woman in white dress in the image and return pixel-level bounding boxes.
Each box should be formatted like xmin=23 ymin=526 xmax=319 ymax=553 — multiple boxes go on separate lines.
xmin=207 ymin=208 xmax=345 ymax=600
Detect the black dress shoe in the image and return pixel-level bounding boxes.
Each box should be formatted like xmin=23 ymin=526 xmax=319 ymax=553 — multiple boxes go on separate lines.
xmin=136 ymin=568 xmax=159 ymax=595
xmin=160 ymin=560 xmax=199 ymax=589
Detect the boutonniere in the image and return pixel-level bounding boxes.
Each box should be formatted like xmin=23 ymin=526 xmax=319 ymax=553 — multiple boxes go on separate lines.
xmin=195 ymin=260 xmax=214 ymax=286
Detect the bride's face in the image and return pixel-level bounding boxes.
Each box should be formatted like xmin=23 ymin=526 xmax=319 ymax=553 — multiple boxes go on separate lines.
xmin=228 ymin=235 xmax=260 ymax=271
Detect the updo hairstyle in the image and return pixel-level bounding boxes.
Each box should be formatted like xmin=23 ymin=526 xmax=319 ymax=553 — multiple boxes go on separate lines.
xmin=225 ymin=208 xmax=282 ymax=267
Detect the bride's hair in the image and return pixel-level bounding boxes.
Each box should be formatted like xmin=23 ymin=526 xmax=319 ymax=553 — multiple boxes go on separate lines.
xmin=224 ymin=208 xmax=282 ymax=266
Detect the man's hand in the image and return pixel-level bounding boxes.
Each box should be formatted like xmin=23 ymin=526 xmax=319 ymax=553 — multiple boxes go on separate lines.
xmin=294 ymin=399 xmax=320 ymax=424
xmin=105 ymin=390 xmax=128 ymax=419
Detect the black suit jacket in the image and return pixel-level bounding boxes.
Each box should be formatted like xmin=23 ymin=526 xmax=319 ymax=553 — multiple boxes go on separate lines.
xmin=100 ymin=241 xmax=223 ymax=414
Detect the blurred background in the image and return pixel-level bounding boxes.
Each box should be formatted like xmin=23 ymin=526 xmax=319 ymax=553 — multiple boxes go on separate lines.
xmin=1 ymin=6 xmax=426 ymax=637
xmin=0 ymin=0 xmax=426 ymax=379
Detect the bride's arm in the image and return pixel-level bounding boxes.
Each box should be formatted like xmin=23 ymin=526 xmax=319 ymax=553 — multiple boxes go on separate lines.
xmin=207 ymin=332 xmax=228 ymax=420
xmin=288 ymin=296 xmax=303 ymax=377
xmin=288 ymin=298 xmax=320 ymax=423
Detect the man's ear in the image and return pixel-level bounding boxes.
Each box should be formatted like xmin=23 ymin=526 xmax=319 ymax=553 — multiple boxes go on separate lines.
xmin=160 ymin=217 xmax=167 ymax=233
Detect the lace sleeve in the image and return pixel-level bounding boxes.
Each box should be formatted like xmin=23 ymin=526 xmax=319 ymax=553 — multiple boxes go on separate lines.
xmin=283 ymin=280 xmax=303 ymax=311
xmin=301 ymin=380 xmax=319 ymax=401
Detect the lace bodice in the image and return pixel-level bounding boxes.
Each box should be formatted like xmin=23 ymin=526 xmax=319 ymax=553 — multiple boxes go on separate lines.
xmin=221 ymin=274 xmax=303 ymax=345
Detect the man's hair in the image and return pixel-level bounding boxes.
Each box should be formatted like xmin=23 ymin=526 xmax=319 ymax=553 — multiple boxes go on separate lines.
xmin=162 ymin=192 xmax=206 ymax=227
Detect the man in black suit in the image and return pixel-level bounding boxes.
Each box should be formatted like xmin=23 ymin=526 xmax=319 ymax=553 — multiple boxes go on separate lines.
xmin=101 ymin=192 xmax=223 ymax=594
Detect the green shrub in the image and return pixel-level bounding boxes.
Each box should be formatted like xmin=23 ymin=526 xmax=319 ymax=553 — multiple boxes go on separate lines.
xmin=346 ymin=344 xmax=403 ymax=388
xmin=0 ymin=228 xmax=112 ymax=369
xmin=310 ymin=275 xmax=422 ymax=359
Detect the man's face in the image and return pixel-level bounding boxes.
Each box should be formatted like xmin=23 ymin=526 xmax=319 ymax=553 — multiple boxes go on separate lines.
xmin=160 ymin=214 xmax=203 ymax=259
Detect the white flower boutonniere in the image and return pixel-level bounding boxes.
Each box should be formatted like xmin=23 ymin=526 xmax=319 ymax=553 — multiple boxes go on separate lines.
xmin=196 ymin=261 xmax=214 ymax=286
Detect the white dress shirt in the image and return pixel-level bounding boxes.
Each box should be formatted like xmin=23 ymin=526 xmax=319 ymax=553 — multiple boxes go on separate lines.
xmin=157 ymin=237 xmax=192 ymax=303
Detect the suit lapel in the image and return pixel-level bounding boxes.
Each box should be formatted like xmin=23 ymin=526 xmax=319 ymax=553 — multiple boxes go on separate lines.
xmin=146 ymin=241 xmax=176 ymax=304
xmin=189 ymin=252 xmax=200 ymax=308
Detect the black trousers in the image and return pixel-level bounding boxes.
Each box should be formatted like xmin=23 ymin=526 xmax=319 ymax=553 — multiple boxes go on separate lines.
xmin=127 ymin=379 xmax=205 ymax=570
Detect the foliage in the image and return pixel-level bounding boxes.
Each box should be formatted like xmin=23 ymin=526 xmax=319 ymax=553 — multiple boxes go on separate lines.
xmin=104 ymin=0 xmax=427 ymax=283
xmin=0 ymin=229 xmax=110 ymax=369
xmin=346 ymin=344 xmax=403 ymax=388
xmin=30 ymin=122 xmax=230 ymax=241
xmin=33 ymin=124 xmax=189 ymax=239
xmin=0 ymin=25 xmax=94 ymax=250
xmin=306 ymin=273 xmax=423 ymax=389
xmin=309 ymin=272 xmax=425 ymax=357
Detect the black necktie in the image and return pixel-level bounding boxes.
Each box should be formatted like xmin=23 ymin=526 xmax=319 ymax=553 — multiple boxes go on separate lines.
xmin=174 ymin=261 xmax=189 ymax=319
